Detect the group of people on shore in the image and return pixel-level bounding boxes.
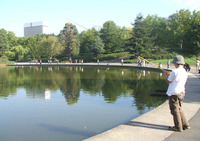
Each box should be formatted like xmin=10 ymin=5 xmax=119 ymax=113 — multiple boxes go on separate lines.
xmin=137 ymin=57 xmax=146 ymax=67
xmin=35 ymin=57 xmax=200 ymax=74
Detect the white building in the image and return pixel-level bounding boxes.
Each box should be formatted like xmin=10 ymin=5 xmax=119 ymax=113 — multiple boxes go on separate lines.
xmin=24 ymin=21 xmax=48 ymax=37
xmin=26 ymin=88 xmax=51 ymax=100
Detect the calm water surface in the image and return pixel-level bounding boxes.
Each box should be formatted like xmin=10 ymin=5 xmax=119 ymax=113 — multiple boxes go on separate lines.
xmin=0 ymin=66 xmax=167 ymax=141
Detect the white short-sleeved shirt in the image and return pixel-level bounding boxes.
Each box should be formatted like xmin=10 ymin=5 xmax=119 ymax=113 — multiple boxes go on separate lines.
xmin=197 ymin=60 xmax=200 ymax=66
xmin=166 ymin=67 xmax=188 ymax=96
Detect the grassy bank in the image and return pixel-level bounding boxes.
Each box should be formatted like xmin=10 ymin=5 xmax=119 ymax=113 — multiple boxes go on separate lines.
xmin=0 ymin=58 xmax=15 ymax=66
xmin=124 ymin=57 xmax=196 ymax=66
xmin=151 ymin=58 xmax=196 ymax=65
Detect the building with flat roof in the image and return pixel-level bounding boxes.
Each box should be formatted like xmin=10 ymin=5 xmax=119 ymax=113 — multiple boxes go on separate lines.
xmin=24 ymin=21 xmax=48 ymax=37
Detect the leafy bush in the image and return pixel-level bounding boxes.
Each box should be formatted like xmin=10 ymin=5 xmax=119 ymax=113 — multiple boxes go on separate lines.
xmin=99 ymin=52 xmax=129 ymax=61
xmin=71 ymin=52 xmax=130 ymax=63
xmin=42 ymin=58 xmax=49 ymax=62
xmin=0 ymin=58 xmax=15 ymax=65
xmin=124 ymin=59 xmax=137 ymax=63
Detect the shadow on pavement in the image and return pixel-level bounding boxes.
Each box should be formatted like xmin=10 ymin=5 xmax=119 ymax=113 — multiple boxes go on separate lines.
xmin=124 ymin=121 xmax=169 ymax=131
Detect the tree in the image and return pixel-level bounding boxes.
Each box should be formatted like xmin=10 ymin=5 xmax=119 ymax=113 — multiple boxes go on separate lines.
xmin=10 ymin=45 xmax=26 ymax=61
xmin=25 ymin=35 xmax=43 ymax=60
xmin=100 ymin=21 xmax=124 ymax=53
xmin=6 ymin=31 xmax=19 ymax=49
xmin=40 ymin=36 xmax=62 ymax=60
xmin=187 ymin=10 xmax=200 ymax=56
xmin=167 ymin=10 xmax=192 ymax=53
xmin=90 ymin=36 xmax=105 ymax=58
xmin=121 ymin=27 xmax=133 ymax=52
xmin=17 ymin=37 xmax=31 ymax=61
xmin=60 ymin=23 xmax=79 ymax=61
xmin=131 ymin=14 xmax=154 ymax=57
xmin=144 ymin=15 xmax=168 ymax=48
xmin=0 ymin=29 xmax=9 ymax=57
xmin=79 ymin=29 xmax=98 ymax=55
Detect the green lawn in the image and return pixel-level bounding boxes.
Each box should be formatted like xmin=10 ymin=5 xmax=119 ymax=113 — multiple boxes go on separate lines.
xmin=151 ymin=58 xmax=196 ymax=65
xmin=0 ymin=58 xmax=15 ymax=65
xmin=124 ymin=57 xmax=196 ymax=66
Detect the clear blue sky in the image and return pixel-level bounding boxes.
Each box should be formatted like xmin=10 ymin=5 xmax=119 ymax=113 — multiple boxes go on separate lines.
xmin=1 ymin=0 xmax=200 ymax=37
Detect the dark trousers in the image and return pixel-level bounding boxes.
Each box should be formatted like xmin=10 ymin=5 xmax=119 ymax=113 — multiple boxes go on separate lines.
xmin=169 ymin=92 xmax=189 ymax=131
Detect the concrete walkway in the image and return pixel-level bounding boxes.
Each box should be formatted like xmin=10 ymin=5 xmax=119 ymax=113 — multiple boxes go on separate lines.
xmin=12 ymin=62 xmax=200 ymax=141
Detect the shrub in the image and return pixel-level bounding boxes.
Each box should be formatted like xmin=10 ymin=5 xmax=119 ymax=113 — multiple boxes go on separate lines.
xmin=99 ymin=52 xmax=129 ymax=61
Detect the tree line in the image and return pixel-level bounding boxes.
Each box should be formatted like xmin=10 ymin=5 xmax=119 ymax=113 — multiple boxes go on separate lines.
xmin=0 ymin=9 xmax=199 ymax=62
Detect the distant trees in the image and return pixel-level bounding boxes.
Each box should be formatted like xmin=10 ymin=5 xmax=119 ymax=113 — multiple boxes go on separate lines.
xmin=40 ymin=36 xmax=62 ymax=60
xmin=79 ymin=29 xmax=99 ymax=56
xmin=130 ymin=10 xmax=200 ymax=59
xmin=167 ymin=10 xmax=200 ymax=56
xmin=0 ymin=29 xmax=9 ymax=57
xmin=7 ymin=45 xmax=26 ymax=61
xmin=100 ymin=21 xmax=124 ymax=53
xmin=90 ymin=36 xmax=105 ymax=58
xmin=79 ymin=28 xmax=104 ymax=58
xmin=0 ymin=9 xmax=200 ymax=62
xmin=132 ymin=14 xmax=154 ymax=57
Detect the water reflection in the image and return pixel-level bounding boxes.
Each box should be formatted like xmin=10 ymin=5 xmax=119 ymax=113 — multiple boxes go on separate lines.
xmin=0 ymin=66 xmax=167 ymax=112
xmin=26 ymin=89 xmax=51 ymax=99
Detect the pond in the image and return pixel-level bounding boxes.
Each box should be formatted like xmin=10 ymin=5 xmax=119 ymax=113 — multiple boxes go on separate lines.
xmin=0 ymin=66 xmax=167 ymax=141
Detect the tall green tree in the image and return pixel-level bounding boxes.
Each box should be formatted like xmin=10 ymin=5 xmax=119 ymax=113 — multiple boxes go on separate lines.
xmin=0 ymin=29 xmax=9 ymax=57
xmin=100 ymin=21 xmax=124 ymax=53
xmin=121 ymin=27 xmax=133 ymax=52
xmin=167 ymin=10 xmax=192 ymax=53
xmin=25 ymin=34 xmax=43 ymax=60
xmin=90 ymin=36 xmax=105 ymax=58
xmin=60 ymin=23 xmax=79 ymax=61
xmin=10 ymin=45 xmax=26 ymax=61
xmin=131 ymin=14 xmax=154 ymax=57
xmin=40 ymin=36 xmax=63 ymax=60
xmin=79 ymin=29 xmax=98 ymax=56
xmin=144 ymin=15 xmax=168 ymax=48
xmin=6 ymin=31 xmax=19 ymax=49
xmin=187 ymin=10 xmax=200 ymax=56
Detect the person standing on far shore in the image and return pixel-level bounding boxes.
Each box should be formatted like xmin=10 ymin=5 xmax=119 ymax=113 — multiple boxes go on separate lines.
xmin=167 ymin=59 xmax=170 ymax=69
xmin=142 ymin=60 xmax=145 ymax=67
xmin=121 ymin=58 xmax=124 ymax=65
xmin=138 ymin=57 xmax=141 ymax=67
xmin=196 ymin=58 xmax=199 ymax=72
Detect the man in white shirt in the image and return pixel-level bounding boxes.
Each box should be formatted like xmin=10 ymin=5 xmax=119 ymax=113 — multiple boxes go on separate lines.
xmin=162 ymin=55 xmax=190 ymax=132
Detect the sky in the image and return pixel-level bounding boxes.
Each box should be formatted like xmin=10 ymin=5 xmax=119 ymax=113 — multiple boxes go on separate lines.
xmin=1 ymin=0 xmax=200 ymax=37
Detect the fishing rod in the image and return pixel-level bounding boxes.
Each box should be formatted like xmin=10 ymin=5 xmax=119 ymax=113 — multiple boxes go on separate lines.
xmin=136 ymin=55 xmax=171 ymax=75
xmin=137 ymin=55 xmax=163 ymax=70
xmin=66 ymin=18 xmax=88 ymax=30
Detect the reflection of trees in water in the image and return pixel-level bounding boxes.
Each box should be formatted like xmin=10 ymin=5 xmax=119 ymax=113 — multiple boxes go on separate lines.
xmin=0 ymin=66 xmax=167 ymax=113
xmin=60 ymin=67 xmax=81 ymax=105
xmin=80 ymin=68 xmax=105 ymax=95
xmin=132 ymin=69 xmax=168 ymax=114
xmin=60 ymin=78 xmax=80 ymax=105
xmin=0 ymin=67 xmax=18 ymax=97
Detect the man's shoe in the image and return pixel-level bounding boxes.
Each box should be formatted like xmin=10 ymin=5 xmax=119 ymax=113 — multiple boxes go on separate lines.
xmin=183 ymin=126 xmax=190 ymax=130
xmin=168 ymin=126 xmax=183 ymax=132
